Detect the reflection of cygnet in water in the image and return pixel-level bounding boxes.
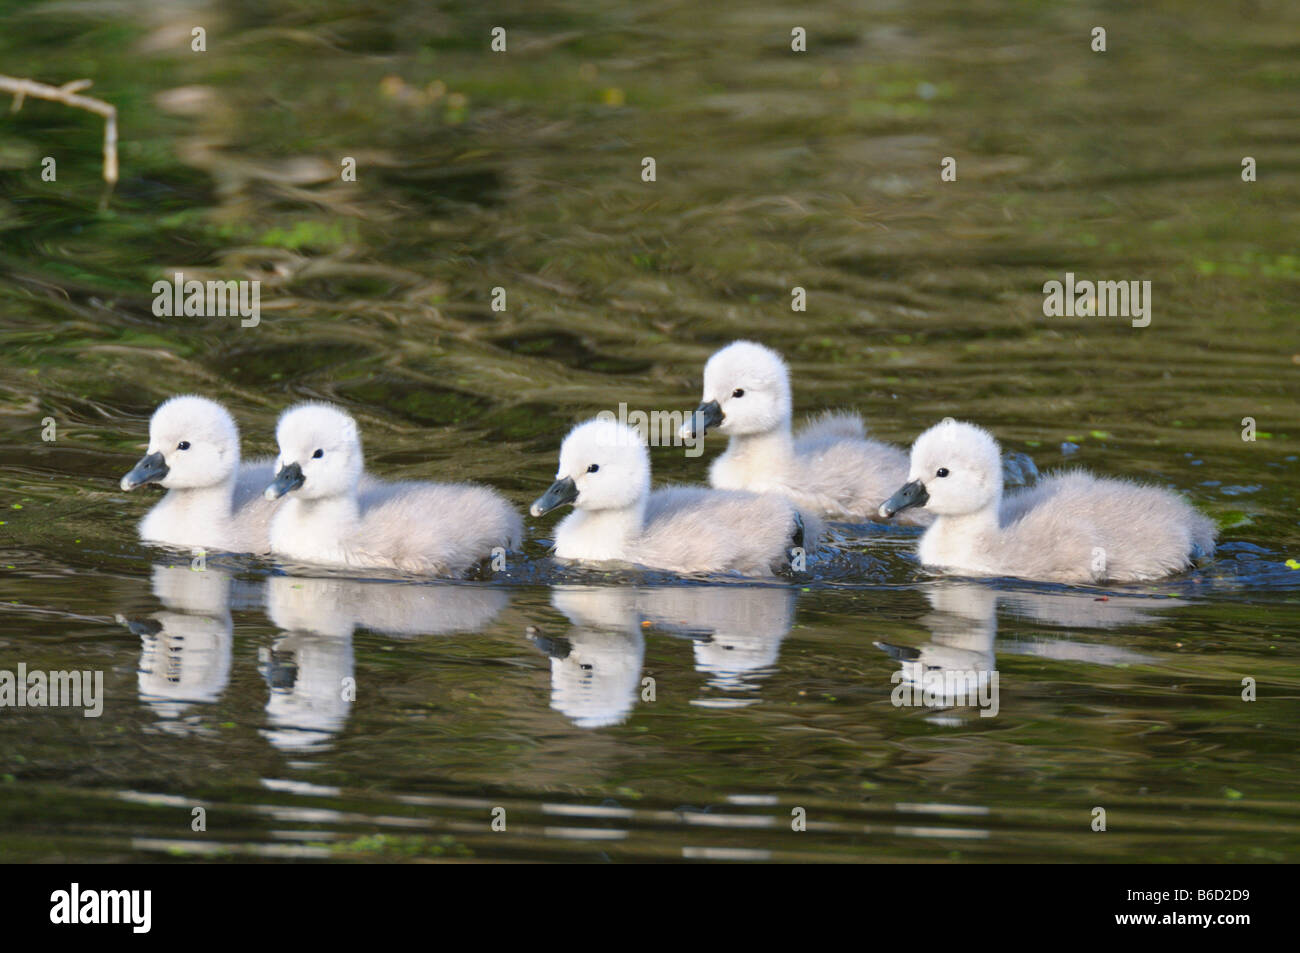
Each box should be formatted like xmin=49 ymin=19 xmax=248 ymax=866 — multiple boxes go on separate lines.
xmin=877 ymin=582 xmax=1172 ymax=719
xmin=994 ymin=589 xmax=1167 ymax=666
xmin=259 ymin=575 xmax=511 ymax=750
xmin=258 ymin=629 xmax=354 ymax=752
xmin=355 ymin=582 xmax=508 ymax=638
xmin=877 ymin=582 xmax=999 ymax=719
xmin=260 ymin=575 xmax=357 ymax=751
xmin=123 ymin=564 xmax=234 ymax=721
xmin=638 ymin=586 xmax=795 ymax=698
xmin=529 ymin=586 xmax=645 ymax=730
xmin=264 ymin=573 xmax=509 ymax=639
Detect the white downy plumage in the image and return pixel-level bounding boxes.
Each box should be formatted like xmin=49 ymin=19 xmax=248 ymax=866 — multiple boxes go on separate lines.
xmin=531 ymin=417 xmax=816 ymax=576
xmin=120 ymin=395 xmax=281 ymax=552
xmin=265 ymin=403 xmax=521 ymax=576
xmin=879 ymin=418 xmax=1216 ymax=583
xmin=681 ymin=340 xmax=928 ymax=524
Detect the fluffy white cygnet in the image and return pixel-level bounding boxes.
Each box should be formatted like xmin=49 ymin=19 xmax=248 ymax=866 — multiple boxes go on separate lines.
xmin=265 ymin=403 xmax=521 ymax=576
xmin=531 ymin=418 xmax=814 ymax=576
xmin=878 ymin=419 xmax=1217 ymax=583
xmin=680 ymin=340 xmax=928 ymax=525
xmin=120 ymin=395 xmax=280 ymax=552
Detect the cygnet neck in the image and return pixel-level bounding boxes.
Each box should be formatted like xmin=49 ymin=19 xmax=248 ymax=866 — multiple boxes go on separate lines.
xmin=560 ymin=499 xmax=647 ymax=561
xmin=929 ymin=504 xmax=1002 ymax=539
xmin=288 ymin=491 xmax=361 ymax=534
xmin=159 ymin=477 xmax=238 ymax=543
xmin=723 ymin=424 xmax=795 ymax=468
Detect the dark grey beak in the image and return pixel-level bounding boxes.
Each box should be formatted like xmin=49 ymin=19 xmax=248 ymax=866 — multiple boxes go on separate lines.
xmin=526 ymin=627 xmax=573 ymax=660
xmin=878 ymin=479 xmax=929 ymax=518
xmin=874 ymin=640 xmax=922 ymax=662
xmin=115 ymin=613 xmax=164 ymax=637
xmin=120 ymin=451 xmax=169 ymax=491
xmin=530 ymin=476 xmax=578 ymax=517
xmin=681 ymin=400 xmax=724 ymax=439
xmin=264 ymin=462 xmax=305 ymax=501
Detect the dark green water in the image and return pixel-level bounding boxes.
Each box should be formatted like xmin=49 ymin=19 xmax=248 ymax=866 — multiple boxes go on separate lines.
xmin=0 ymin=0 xmax=1297 ymax=862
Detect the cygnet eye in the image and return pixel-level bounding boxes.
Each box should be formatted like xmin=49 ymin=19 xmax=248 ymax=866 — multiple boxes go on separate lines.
xmin=177 ymin=441 xmax=190 ymax=451
xmin=732 ymin=388 xmax=745 ymax=398
xmin=586 ymin=463 xmax=599 ymax=473
xmin=936 ymin=467 xmax=950 ymax=478
xmin=313 ymin=449 xmax=324 ymax=459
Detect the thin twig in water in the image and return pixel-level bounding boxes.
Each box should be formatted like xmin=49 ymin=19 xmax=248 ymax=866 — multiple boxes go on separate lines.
xmin=0 ymin=75 xmax=118 ymax=185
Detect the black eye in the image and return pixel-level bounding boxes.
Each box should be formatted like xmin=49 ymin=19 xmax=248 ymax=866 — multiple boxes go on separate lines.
xmin=936 ymin=468 xmax=950 ymax=478
xmin=732 ymin=388 xmax=745 ymax=398
xmin=313 ymin=449 xmax=324 ymax=459
xmin=177 ymin=441 xmax=190 ymax=451
xmin=587 ymin=463 xmax=599 ymax=473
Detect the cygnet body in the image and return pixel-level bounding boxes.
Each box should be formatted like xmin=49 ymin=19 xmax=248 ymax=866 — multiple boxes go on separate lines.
xmin=531 ymin=418 xmax=813 ymax=576
xmin=680 ymin=340 xmax=927 ymax=525
xmin=879 ymin=419 xmax=1216 ymax=583
xmin=120 ymin=395 xmax=280 ymax=552
xmin=265 ymin=403 xmax=521 ymax=576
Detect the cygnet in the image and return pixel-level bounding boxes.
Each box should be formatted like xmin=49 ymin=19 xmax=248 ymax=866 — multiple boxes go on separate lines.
xmin=531 ymin=417 xmax=814 ymax=576
xmin=120 ymin=395 xmax=280 ymax=552
xmin=680 ymin=340 xmax=928 ymax=524
xmin=265 ymin=402 xmax=521 ymax=576
xmin=878 ymin=418 xmax=1216 ymax=583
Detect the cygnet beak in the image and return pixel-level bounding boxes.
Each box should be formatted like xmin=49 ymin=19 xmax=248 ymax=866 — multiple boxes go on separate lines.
xmin=530 ymin=476 xmax=578 ymax=517
xmin=680 ymin=400 xmax=724 ymax=440
xmin=873 ymin=640 xmax=923 ymax=662
xmin=116 ymin=614 xmax=164 ymax=637
xmin=120 ymin=451 xmax=169 ymax=491
xmin=879 ymin=479 xmax=929 ymax=518
xmin=264 ymin=462 xmax=305 ymax=501
xmin=526 ymin=627 xmax=573 ymax=660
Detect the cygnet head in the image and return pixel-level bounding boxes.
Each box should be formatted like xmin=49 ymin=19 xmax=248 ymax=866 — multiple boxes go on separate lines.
xmin=680 ymin=340 xmax=792 ymax=440
xmin=879 ymin=419 xmax=1003 ymax=519
xmin=121 ymin=395 xmax=241 ymax=492
xmin=531 ymin=418 xmax=650 ymax=517
xmin=265 ymin=403 xmax=364 ymax=502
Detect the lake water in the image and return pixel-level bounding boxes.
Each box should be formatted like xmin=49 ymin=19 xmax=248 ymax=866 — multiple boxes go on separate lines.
xmin=0 ymin=0 xmax=1297 ymax=862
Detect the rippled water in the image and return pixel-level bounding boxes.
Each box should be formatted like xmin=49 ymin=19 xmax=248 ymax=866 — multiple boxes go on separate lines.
xmin=1 ymin=0 xmax=1298 ymax=862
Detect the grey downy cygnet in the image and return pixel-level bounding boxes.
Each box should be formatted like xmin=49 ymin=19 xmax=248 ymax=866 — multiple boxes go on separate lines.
xmin=878 ymin=418 xmax=1216 ymax=583
xmin=264 ymin=402 xmax=521 ymax=576
xmin=531 ymin=417 xmax=816 ymax=576
xmin=680 ymin=340 xmax=929 ymax=525
xmin=120 ymin=395 xmax=281 ymax=552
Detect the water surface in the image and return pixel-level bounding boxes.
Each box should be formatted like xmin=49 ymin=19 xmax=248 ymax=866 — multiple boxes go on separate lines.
xmin=1 ymin=0 xmax=1298 ymax=862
